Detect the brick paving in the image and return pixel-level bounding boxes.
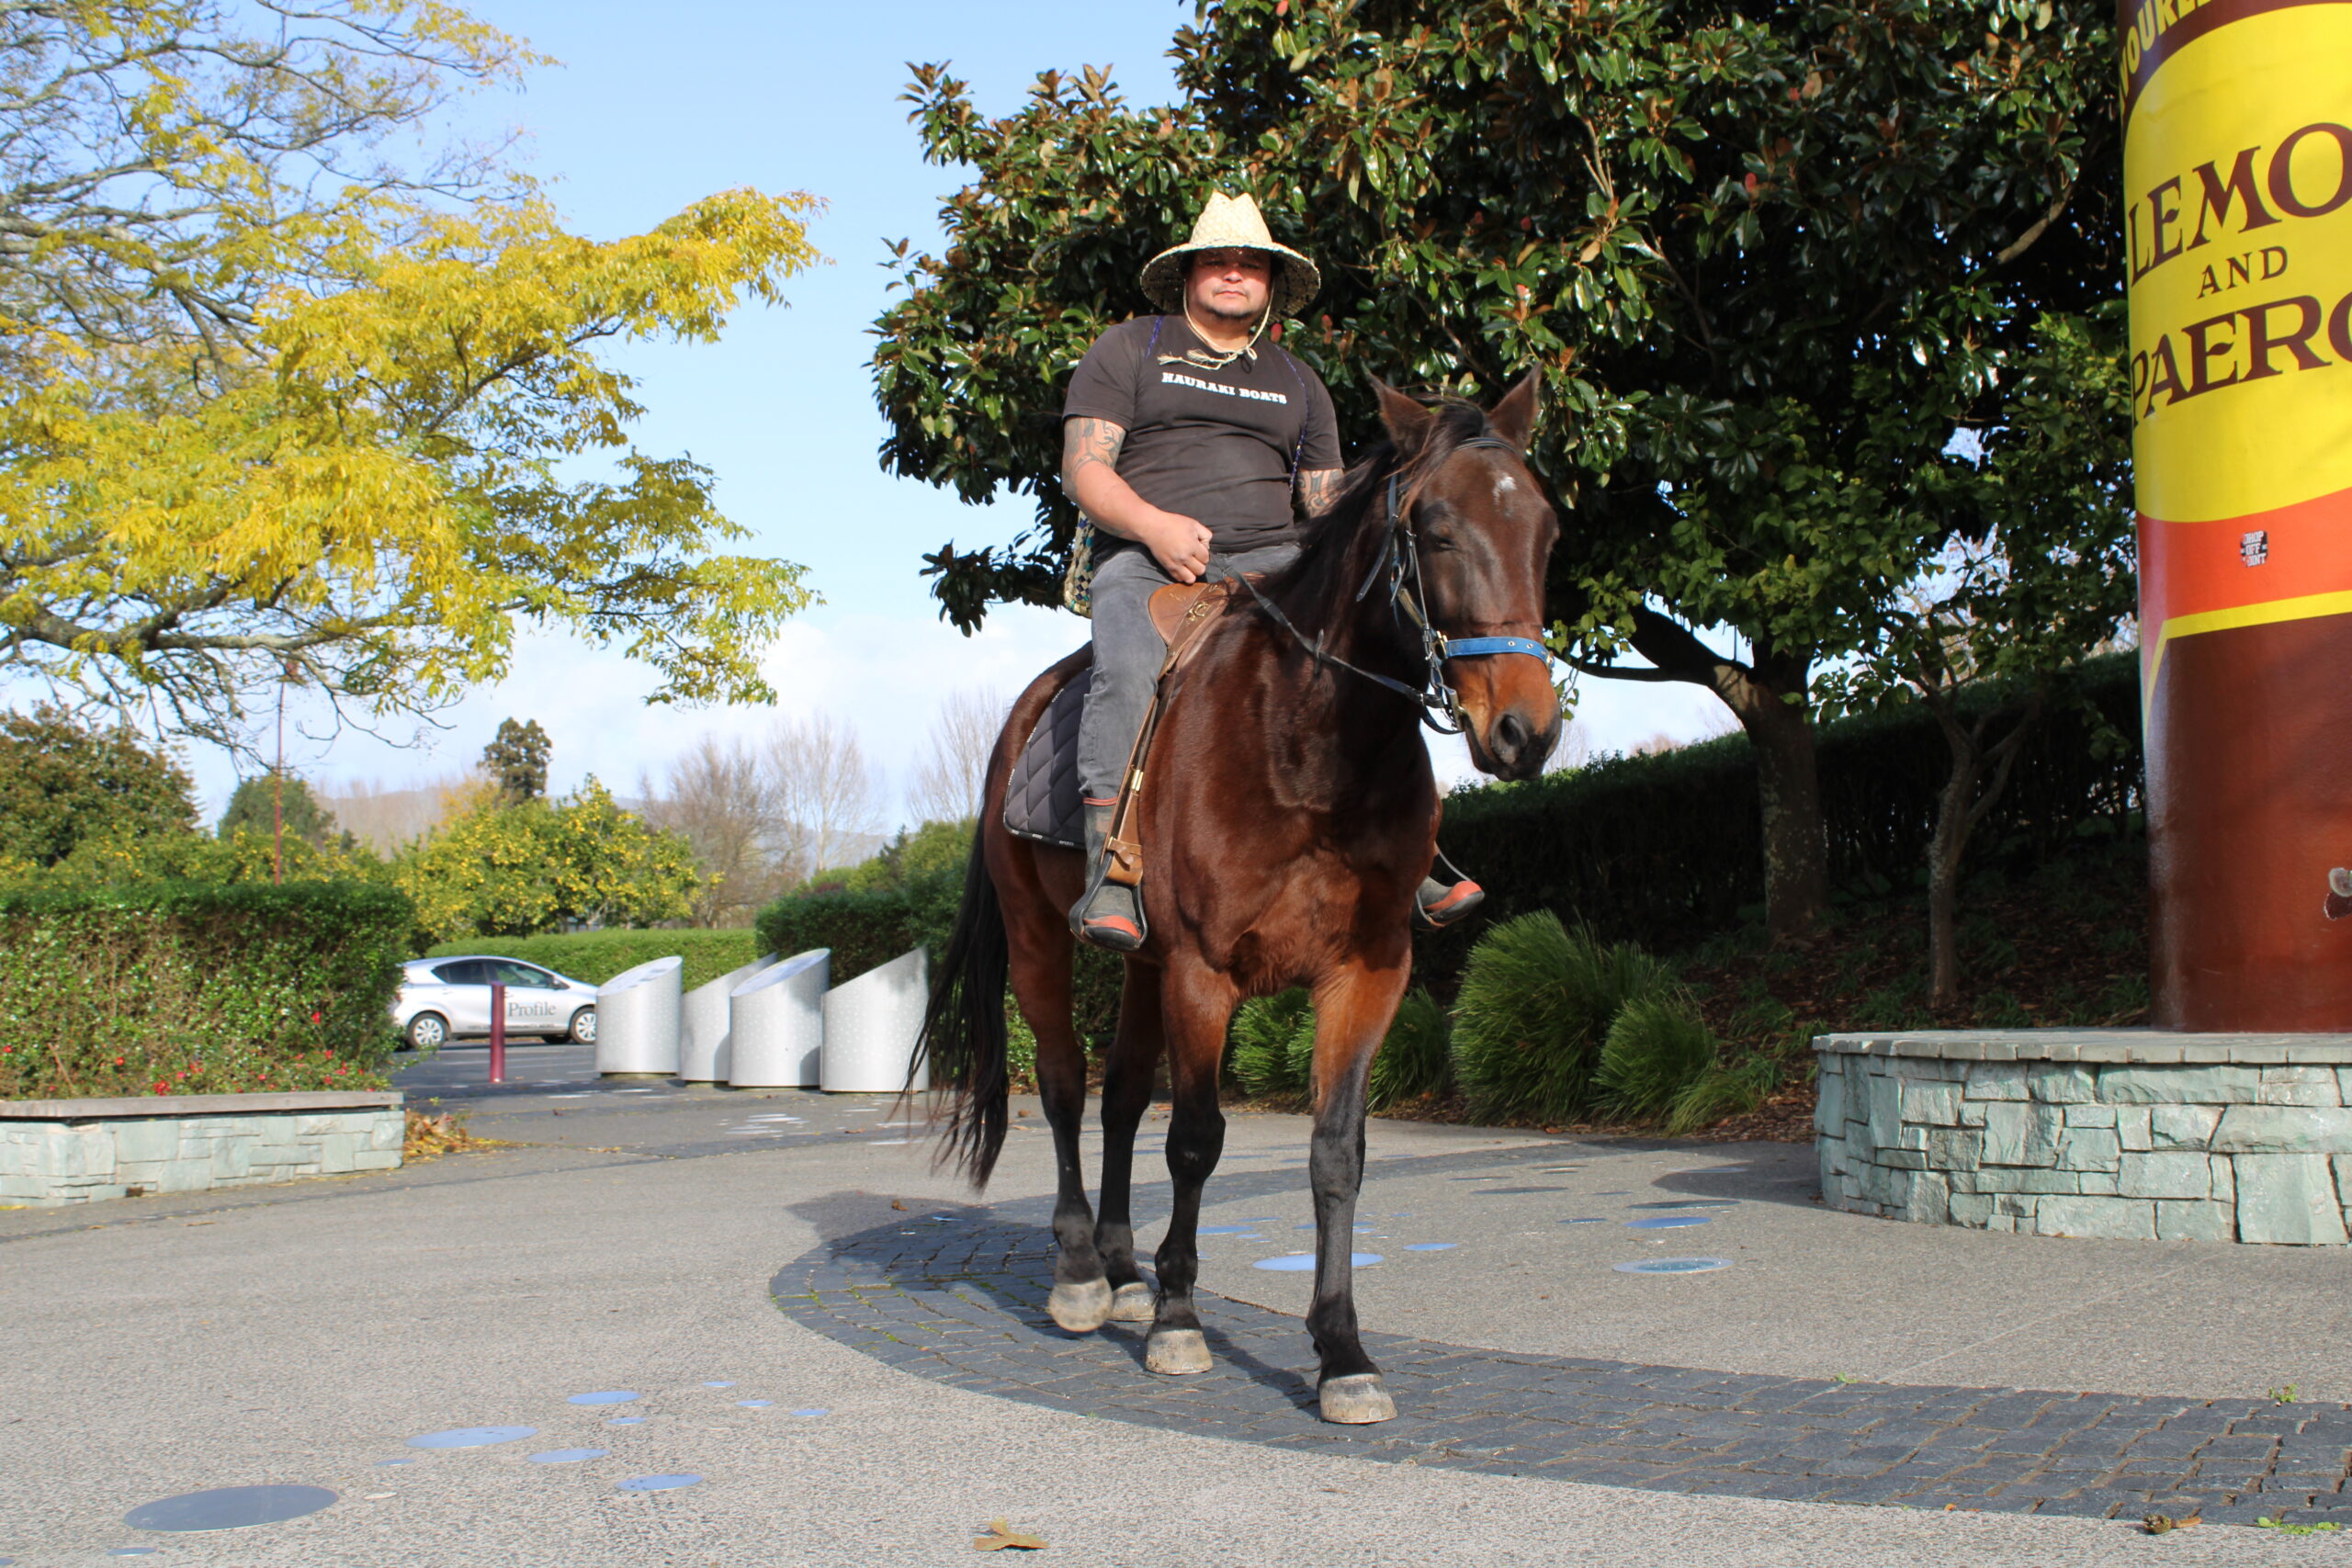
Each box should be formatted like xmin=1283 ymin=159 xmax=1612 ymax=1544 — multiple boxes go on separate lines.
xmin=771 ymin=1153 xmax=2352 ymax=1529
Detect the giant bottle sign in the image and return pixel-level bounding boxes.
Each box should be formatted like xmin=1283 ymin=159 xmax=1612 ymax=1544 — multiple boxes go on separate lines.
xmin=2126 ymin=0 xmax=2352 ymax=1027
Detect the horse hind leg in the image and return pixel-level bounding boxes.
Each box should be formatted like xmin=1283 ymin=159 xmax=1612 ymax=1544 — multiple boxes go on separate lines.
xmin=1093 ymin=959 xmax=1163 ymax=1324
xmin=1003 ymin=861 xmax=1113 ymax=1333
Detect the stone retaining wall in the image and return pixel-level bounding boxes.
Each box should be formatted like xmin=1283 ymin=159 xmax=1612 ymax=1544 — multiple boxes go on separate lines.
xmin=0 ymin=1091 xmax=402 ymax=1207
xmin=1815 ymin=1032 xmax=2352 ymax=1245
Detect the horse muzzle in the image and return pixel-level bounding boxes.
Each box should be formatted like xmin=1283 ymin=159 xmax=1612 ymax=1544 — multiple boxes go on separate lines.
xmin=1454 ymin=658 xmax=1560 ymax=782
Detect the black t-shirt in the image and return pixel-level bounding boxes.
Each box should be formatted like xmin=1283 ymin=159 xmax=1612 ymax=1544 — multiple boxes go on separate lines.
xmin=1062 ymin=315 xmax=1341 ymax=555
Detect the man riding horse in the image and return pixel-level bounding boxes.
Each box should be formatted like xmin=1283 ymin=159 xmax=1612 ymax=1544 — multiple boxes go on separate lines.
xmin=1061 ymin=191 xmax=1485 ymax=951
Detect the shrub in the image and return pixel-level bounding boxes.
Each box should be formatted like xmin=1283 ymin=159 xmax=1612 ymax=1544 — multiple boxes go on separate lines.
xmin=1420 ymin=652 xmax=2143 ymax=972
xmin=1367 ymin=987 xmax=1451 ymax=1110
xmin=1666 ymin=1056 xmax=1780 ymax=1135
xmin=1594 ymin=991 xmax=1719 ymax=1122
xmin=1449 ymin=911 xmax=1676 ymax=1123
xmin=0 ymin=880 xmax=411 ymax=1099
xmin=426 ymin=929 xmax=766 ymax=993
xmin=1229 ymin=988 xmax=1313 ymax=1096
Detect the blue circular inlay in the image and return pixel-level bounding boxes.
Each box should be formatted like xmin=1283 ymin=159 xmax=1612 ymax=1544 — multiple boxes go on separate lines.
xmin=737 ymin=1399 xmax=773 ymax=1408
xmin=1292 ymin=1223 xmax=1370 ymax=1232
xmin=376 ymin=1459 xmax=414 ymax=1467
xmin=567 ymin=1391 xmax=639 ymax=1405
xmin=1613 ymin=1257 xmax=1733 ymax=1275
xmin=1198 ymin=1224 xmax=1259 ymax=1235
xmin=1631 ymin=1199 xmax=1742 ymax=1210
xmin=702 ymin=1381 xmax=736 ymax=1388
xmin=1405 ymin=1242 xmax=1457 ymax=1252
xmin=791 ymin=1407 xmax=831 ymax=1417
xmin=1626 ymin=1214 xmax=1712 ymax=1230
xmin=122 ymin=1484 xmax=342 ymax=1534
xmin=1560 ymin=1217 xmax=1606 ymax=1225
xmin=529 ymin=1449 xmax=608 ymax=1463
xmin=616 ymin=1473 xmax=702 ymax=1492
xmin=406 ymin=1426 xmax=537 ymax=1450
xmin=606 ymin=1416 xmax=645 ymax=1426
xmin=1254 ymin=1252 xmax=1382 ymax=1271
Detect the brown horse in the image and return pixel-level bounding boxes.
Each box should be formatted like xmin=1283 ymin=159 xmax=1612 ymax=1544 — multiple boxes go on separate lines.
xmin=918 ymin=374 xmax=1559 ymax=1424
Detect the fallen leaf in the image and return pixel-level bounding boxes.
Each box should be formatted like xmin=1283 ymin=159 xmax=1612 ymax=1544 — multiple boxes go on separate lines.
xmin=892 ymin=1199 xmax=909 ymax=1211
xmin=2143 ymin=1512 xmax=2201 ymax=1534
xmin=973 ymin=1518 xmax=1047 ymax=1551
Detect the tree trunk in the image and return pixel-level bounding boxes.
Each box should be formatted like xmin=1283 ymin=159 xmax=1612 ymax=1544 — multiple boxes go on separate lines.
xmin=1926 ymin=737 xmax=1980 ymax=1015
xmin=1717 ymin=668 xmax=1829 ymax=945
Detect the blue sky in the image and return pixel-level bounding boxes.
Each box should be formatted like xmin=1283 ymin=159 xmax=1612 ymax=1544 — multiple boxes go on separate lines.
xmin=186 ymin=0 xmax=1732 ymax=822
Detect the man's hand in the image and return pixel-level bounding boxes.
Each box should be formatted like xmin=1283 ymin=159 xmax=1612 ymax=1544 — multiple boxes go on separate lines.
xmin=1064 ymin=415 xmax=1216 ymax=582
xmin=1143 ymin=513 xmax=1215 ymax=583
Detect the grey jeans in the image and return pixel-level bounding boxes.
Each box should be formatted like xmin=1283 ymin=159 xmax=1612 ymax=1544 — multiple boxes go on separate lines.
xmin=1077 ymin=539 xmax=1300 ymax=804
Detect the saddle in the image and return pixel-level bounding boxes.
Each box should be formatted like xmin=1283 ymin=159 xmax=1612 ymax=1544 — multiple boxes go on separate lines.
xmin=1001 ymin=578 xmax=1250 ymax=853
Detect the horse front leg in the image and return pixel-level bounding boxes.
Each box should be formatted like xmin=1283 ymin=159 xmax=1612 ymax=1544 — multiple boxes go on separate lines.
xmin=1093 ymin=958 xmax=1163 ymax=1324
xmin=1143 ymin=960 xmax=1238 ymax=1376
xmin=1306 ymin=954 xmax=1410 ymax=1423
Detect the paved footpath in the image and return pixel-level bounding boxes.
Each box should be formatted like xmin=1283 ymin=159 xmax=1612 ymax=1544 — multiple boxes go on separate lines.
xmin=4 ymin=1043 xmax=2351 ymax=1565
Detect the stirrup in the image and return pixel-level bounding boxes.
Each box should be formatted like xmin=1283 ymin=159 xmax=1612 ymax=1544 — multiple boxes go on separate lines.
xmin=1413 ymin=874 xmax=1484 ymax=931
xmin=1073 ymin=871 xmax=1146 ymax=953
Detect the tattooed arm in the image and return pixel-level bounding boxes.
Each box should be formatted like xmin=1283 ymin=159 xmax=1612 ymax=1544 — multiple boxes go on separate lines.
xmin=1061 ymin=415 xmax=1213 ymax=583
xmin=1295 ymin=467 xmax=1346 ymax=519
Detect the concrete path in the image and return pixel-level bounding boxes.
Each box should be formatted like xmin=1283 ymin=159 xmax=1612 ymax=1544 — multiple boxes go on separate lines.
xmin=2 ymin=1050 xmax=2347 ymax=1564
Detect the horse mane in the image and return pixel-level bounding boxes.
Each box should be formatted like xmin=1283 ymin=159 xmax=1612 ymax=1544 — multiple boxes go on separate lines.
xmin=1262 ymin=395 xmax=1497 ymax=640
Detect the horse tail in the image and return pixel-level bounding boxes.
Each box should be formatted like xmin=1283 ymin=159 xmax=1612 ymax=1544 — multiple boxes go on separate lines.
xmin=918 ymin=825 xmax=1011 ymax=1187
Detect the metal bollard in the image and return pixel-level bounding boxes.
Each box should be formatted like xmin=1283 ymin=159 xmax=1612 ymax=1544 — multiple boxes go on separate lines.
xmin=489 ymin=981 xmax=506 ymax=1085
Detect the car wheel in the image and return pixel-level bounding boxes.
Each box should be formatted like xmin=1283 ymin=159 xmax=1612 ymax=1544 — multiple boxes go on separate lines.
xmin=569 ymin=1007 xmax=597 ymax=1045
xmin=406 ymin=1012 xmax=448 ymax=1051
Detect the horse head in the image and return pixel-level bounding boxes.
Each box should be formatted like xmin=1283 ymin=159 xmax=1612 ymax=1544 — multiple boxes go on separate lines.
xmin=1371 ymin=372 xmax=1562 ymax=781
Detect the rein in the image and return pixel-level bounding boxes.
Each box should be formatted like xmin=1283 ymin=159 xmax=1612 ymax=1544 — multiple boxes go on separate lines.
xmin=1220 ymin=433 xmax=1550 ymax=736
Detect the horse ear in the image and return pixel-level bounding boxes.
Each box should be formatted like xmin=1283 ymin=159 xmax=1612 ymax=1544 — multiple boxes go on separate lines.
xmin=1488 ymin=370 xmax=1541 ymax=450
xmin=1368 ymin=373 xmax=1435 ymax=449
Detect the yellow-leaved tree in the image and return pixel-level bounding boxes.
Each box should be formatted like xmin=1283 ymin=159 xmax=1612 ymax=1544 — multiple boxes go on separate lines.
xmin=0 ymin=1 xmax=820 ymax=748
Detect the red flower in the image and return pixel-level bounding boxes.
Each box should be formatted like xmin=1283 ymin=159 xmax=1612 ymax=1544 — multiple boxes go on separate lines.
xmin=153 ymin=1081 xmax=167 ymax=1093
xmin=311 ymin=1011 xmax=322 ymax=1024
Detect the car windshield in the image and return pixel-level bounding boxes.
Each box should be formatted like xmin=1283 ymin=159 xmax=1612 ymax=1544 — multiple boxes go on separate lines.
xmin=488 ymin=960 xmax=552 ymax=988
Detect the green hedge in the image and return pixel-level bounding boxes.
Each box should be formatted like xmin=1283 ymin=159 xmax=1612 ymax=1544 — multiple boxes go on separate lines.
xmin=425 ymin=929 xmax=768 ymax=993
xmin=1428 ymin=652 xmax=2143 ymax=964
xmin=0 ymin=880 xmax=411 ymax=1099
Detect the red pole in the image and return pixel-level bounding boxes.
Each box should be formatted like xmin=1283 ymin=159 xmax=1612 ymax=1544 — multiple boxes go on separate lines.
xmin=488 ymin=981 xmax=506 ymax=1085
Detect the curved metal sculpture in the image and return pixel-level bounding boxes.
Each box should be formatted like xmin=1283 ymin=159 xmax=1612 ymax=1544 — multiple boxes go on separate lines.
xmin=820 ymin=950 xmax=929 ymax=1095
xmin=679 ymin=954 xmax=775 ymax=1082
xmin=594 ymin=955 xmax=684 ymax=1077
xmin=727 ymin=949 xmax=831 ymax=1089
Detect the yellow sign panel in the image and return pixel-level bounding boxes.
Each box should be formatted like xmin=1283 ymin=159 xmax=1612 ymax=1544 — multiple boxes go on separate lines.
xmin=2125 ymin=2 xmax=2352 ymax=525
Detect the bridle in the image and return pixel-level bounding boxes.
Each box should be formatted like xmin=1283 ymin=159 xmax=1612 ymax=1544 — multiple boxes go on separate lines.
xmin=1223 ymin=432 xmax=1553 ymax=736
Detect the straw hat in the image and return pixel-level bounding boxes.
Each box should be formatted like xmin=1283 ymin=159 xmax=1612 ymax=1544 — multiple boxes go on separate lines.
xmin=1139 ymin=191 xmax=1321 ymax=317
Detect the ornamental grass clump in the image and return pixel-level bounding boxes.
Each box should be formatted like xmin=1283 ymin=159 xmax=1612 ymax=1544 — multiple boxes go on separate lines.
xmin=1594 ymin=991 xmax=1720 ymax=1122
xmin=1449 ymin=911 xmax=1676 ymax=1124
xmin=1666 ymin=1056 xmax=1779 ymax=1135
xmin=1229 ymin=988 xmax=1314 ymax=1096
xmin=1367 ymin=987 xmax=1451 ymax=1111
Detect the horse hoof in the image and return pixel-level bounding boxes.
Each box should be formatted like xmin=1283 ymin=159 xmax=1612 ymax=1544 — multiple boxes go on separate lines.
xmin=1318 ymin=1373 xmax=1396 ymax=1425
xmin=1106 ymin=1281 xmax=1156 ymax=1323
xmin=1047 ymin=1279 xmax=1113 ymax=1333
xmin=1145 ymin=1328 xmax=1211 ymax=1376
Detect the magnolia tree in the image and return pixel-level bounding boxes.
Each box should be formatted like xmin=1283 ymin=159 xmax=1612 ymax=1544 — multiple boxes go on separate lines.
xmin=872 ymin=0 xmax=2128 ymax=941
xmin=0 ymin=1 xmax=820 ymax=753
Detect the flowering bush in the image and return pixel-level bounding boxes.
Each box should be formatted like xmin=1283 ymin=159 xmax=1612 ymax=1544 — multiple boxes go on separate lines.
xmin=0 ymin=881 xmax=410 ymax=1099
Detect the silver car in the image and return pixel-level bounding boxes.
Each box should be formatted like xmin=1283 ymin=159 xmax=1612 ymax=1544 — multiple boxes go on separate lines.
xmin=393 ymin=956 xmax=598 ymax=1051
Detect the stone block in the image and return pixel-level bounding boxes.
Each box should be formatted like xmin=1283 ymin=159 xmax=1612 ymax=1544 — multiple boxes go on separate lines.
xmin=2015 ymin=1168 xmax=2085 ymax=1194
xmin=109 ymin=1121 xmax=179 ymax=1164
xmin=1880 ymin=1147 xmax=1928 ymax=1170
xmin=2157 ymin=1201 xmax=2237 ymax=1242
xmin=2078 ymin=1171 xmax=2122 ymax=1194
xmin=2100 ymin=1065 xmax=2259 ymax=1104
xmin=2211 ymin=1106 xmax=2352 ymax=1155
xmin=2258 ymin=1067 xmax=2343 ymax=1108
xmin=1903 ymin=1171 xmax=1951 ymax=1224
xmin=2335 ymin=1156 xmax=2352 ymax=1209
xmin=1866 ymin=1071 xmax=1904 ymax=1151
xmin=2118 ymin=1151 xmax=2213 ymax=1200
xmin=1901 ymin=1080 xmax=1964 ymax=1126
xmin=1948 ymin=1193 xmax=1995 ymax=1228
xmin=1994 ymin=1192 xmax=2036 ymax=1219
xmin=1925 ymin=1128 xmax=1983 ymax=1170
xmin=2033 ymin=1196 xmax=2156 ymax=1240
xmin=2150 ymin=1104 xmax=2221 ymax=1150
xmin=2339 ymin=1067 xmax=2352 ymax=1105
xmin=2235 ymin=1156 xmax=2349 ymax=1245
xmin=2117 ymin=1106 xmax=2154 ymax=1152
xmin=2056 ymin=1127 xmax=2122 ymax=1173
xmin=368 ymin=1115 xmax=403 ymax=1151
xmin=1958 ymin=1100 xmax=1988 ymax=1127
xmin=156 ymin=1156 xmax=212 ymax=1193
xmin=2212 ymin=1156 xmax=2235 ymax=1205
xmin=2027 ymin=1064 xmax=2098 ymax=1103
xmin=2064 ymin=1103 xmax=2119 ymax=1129
xmin=351 ymin=1150 xmax=401 ymax=1171
xmin=316 ymin=1133 xmax=360 ymax=1172
xmin=1964 ymin=1062 xmax=2029 ymax=1101
xmin=1981 ymin=1101 xmax=2060 ymax=1167
xmin=1815 ymin=1065 xmax=1847 ymax=1134
xmin=1897 ymin=1121 xmax=1929 ymax=1151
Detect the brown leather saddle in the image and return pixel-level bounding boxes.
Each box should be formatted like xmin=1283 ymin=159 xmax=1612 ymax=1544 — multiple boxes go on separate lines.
xmin=1001 ymin=577 xmax=1252 ymax=853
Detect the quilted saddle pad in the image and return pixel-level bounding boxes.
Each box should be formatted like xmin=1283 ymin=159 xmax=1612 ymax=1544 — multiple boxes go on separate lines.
xmin=1003 ymin=667 xmax=1088 ymax=850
